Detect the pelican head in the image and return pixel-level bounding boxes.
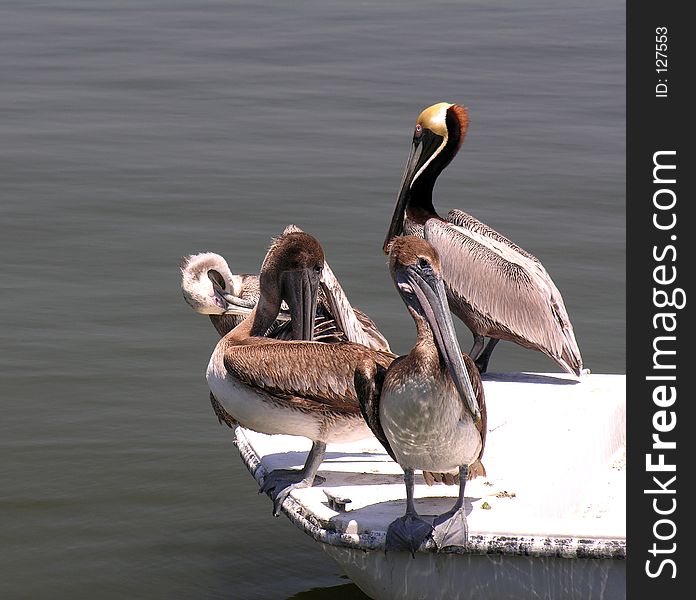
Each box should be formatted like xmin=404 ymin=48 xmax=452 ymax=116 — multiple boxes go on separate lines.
xmin=383 ymin=102 xmax=469 ymax=253
xmin=180 ymin=252 xmax=244 ymax=315
xmin=388 ymin=236 xmax=480 ymax=422
xmin=258 ymin=231 xmax=325 ymax=341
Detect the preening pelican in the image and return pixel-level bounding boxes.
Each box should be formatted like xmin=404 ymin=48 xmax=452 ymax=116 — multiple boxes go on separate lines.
xmin=181 ymin=227 xmax=390 ymax=351
xmin=383 ymin=102 xmax=584 ymax=376
xmin=206 ymin=230 xmax=395 ymax=515
xmin=360 ymin=236 xmax=486 ymax=555
xmin=180 ymin=252 xmax=262 ymax=336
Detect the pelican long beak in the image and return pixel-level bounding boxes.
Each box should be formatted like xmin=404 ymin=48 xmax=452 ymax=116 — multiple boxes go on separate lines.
xmin=222 ymin=293 xmax=292 ymax=322
xmin=221 ymin=292 xmax=255 ymax=314
xmin=280 ymin=268 xmax=319 ymax=341
xmin=383 ymin=131 xmax=444 ymax=254
xmin=204 ymin=278 xmax=232 ymax=314
xmin=396 ymin=266 xmax=481 ymax=422
xmin=383 ymin=142 xmax=422 ymax=253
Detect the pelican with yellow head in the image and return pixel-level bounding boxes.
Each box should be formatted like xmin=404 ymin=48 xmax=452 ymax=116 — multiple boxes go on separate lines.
xmin=384 ymin=102 xmax=585 ymax=377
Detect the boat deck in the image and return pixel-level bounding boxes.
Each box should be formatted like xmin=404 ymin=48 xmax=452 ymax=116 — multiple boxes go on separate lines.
xmin=232 ymin=372 xmax=626 ymax=599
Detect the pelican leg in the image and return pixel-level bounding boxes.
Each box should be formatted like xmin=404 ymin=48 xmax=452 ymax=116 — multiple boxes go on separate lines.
xmin=468 ymin=335 xmax=485 ymax=361
xmin=432 ymin=465 xmax=470 ymax=550
xmin=474 ymin=338 xmax=499 ymax=374
xmin=385 ymin=468 xmax=434 ymax=557
xmin=259 ymin=441 xmax=327 ymax=517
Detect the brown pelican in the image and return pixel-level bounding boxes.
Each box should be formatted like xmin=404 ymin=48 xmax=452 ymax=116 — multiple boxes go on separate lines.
xmin=359 ymin=236 xmax=486 ymax=555
xmin=180 ymin=251 xmax=261 ymax=336
xmin=181 ymin=227 xmax=390 ymax=351
xmin=383 ymin=102 xmax=584 ymax=376
xmin=206 ymin=230 xmax=395 ymax=515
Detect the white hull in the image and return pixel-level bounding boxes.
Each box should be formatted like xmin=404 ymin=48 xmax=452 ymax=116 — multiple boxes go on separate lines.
xmin=231 ymin=372 xmax=626 ymax=600
xmin=322 ymin=544 xmax=625 ymax=600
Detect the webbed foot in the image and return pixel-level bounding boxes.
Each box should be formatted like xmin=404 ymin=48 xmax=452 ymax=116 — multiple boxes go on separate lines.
xmin=385 ymin=514 xmax=434 ymax=557
xmin=259 ymin=469 xmax=325 ymax=516
xmin=432 ymin=506 xmax=469 ymax=550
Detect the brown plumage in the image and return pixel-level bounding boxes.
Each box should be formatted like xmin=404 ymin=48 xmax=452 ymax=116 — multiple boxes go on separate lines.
xmin=383 ymin=102 xmax=584 ymax=376
xmin=385 ymin=236 xmax=486 ymax=475
xmin=219 ymin=337 xmax=393 ymax=421
xmin=375 ymin=236 xmax=488 ymax=553
xmin=206 ymin=230 xmax=398 ymax=515
xmin=210 ymin=392 xmax=237 ymax=428
xmin=180 ymin=227 xmax=390 ymax=350
xmin=203 ymin=230 xmax=449 ymax=493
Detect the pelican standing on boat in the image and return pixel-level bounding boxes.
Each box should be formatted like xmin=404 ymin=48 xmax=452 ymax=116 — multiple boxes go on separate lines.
xmin=180 ymin=246 xmax=391 ymax=429
xmin=181 ymin=227 xmax=390 ymax=351
xmin=360 ymin=236 xmax=486 ymax=555
xmin=206 ymin=230 xmax=394 ymax=515
xmin=383 ymin=102 xmax=584 ymax=376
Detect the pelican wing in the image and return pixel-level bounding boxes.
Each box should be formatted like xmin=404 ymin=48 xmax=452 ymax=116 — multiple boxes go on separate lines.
xmin=320 ymin=263 xmax=391 ymax=352
xmin=446 ymin=210 xmax=578 ymax=340
xmin=285 ymin=223 xmax=391 ymax=352
xmin=447 ymin=209 xmax=541 ymax=264
xmin=319 ymin=261 xmax=369 ymax=346
xmin=458 ymin=353 xmax=488 ymax=480
xmin=464 ymin=354 xmax=487 ymax=456
xmin=354 ymin=357 xmax=398 ymax=462
xmin=223 ymin=341 xmax=394 ymax=414
xmin=424 ymin=218 xmax=582 ymax=372
xmin=352 ymin=308 xmax=392 ymax=353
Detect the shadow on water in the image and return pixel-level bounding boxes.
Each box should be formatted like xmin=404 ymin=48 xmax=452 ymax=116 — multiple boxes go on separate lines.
xmin=286 ymin=581 xmax=372 ymax=599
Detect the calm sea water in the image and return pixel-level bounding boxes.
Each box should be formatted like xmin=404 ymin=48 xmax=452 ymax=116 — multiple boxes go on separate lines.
xmin=1 ymin=1 xmax=624 ymax=598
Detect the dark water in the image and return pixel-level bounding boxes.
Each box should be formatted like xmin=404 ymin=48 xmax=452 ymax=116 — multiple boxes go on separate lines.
xmin=1 ymin=1 xmax=624 ymax=598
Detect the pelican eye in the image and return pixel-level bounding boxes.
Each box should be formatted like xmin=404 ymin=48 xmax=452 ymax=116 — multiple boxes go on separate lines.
xmin=314 ymin=264 xmax=323 ymax=274
xmin=414 ymin=123 xmax=423 ymax=139
xmin=417 ymin=257 xmax=430 ymax=270
xmin=207 ymin=270 xmax=225 ymax=289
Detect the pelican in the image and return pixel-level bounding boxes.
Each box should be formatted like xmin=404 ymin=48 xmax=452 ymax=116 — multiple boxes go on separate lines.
xmin=181 ymin=227 xmax=390 ymax=351
xmin=180 ymin=251 xmax=261 ymax=336
xmin=207 ymin=229 xmax=394 ymax=515
xmin=360 ymin=236 xmax=486 ymax=555
xmin=383 ymin=102 xmax=584 ymax=376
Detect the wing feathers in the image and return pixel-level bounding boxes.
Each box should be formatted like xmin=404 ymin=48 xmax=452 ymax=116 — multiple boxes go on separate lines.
xmin=424 ymin=218 xmax=583 ymax=373
xmin=354 ymin=359 xmax=397 ymax=462
xmin=223 ymin=341 xmax=393 ymax=413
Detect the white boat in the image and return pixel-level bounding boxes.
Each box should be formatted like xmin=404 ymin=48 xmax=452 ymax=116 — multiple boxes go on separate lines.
xmin=233 ymin=372 xmax=626 ymax=600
